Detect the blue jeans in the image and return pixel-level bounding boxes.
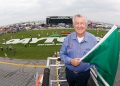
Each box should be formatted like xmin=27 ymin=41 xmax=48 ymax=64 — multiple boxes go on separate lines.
xmin=65 ymin=68 xmax=90 ymax=86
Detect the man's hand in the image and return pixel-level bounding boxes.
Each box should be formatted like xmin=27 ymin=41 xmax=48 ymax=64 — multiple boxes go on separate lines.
xmin=70 ymin=58 xmax=81 ymax=66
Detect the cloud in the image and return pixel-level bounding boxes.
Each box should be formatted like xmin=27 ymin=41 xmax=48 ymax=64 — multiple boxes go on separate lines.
xmin=0 ymin=0 xmax=120 ymax=26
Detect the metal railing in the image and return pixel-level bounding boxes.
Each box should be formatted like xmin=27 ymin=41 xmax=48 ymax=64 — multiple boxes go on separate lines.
xmin=38 ymin=57 xmax=110 ymax=86
xmin=46 ymin=57 xmax=67 ymax=86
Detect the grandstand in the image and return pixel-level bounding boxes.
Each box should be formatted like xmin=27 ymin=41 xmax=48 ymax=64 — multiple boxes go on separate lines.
xmin=46 ymin=16 xmax=72 ymax=27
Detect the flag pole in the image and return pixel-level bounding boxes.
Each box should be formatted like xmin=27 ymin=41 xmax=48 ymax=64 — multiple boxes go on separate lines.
xmin=97 ymin=71 xmax=110 ymax=86
xmin=90 ymin=66 xmax=110 ymax=86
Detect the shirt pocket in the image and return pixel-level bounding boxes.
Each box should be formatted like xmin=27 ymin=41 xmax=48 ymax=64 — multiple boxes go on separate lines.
xmin=66 ymin=46 xmax=75 ymax=57
xmin=82 ymin=48 xmax=90 ymax=56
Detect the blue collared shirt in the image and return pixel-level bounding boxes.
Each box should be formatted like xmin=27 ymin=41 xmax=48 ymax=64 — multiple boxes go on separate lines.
xmin=60 ymin=32 xmax=97 ymax=72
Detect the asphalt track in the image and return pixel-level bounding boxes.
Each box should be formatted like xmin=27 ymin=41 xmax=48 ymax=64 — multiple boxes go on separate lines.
xmin=0 ymin=57 xmax=46 ymax=86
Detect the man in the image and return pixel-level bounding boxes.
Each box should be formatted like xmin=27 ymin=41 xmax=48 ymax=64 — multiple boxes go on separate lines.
xmin=60 ymin=14 xmax=97 ymax=86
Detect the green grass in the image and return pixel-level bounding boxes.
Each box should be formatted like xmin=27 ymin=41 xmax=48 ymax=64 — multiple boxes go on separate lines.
xmin=0 ymin=28 xmax=114 ymax=60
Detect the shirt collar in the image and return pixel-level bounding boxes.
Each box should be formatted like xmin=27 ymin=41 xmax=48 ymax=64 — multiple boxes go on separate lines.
xmin=71 ymin=32 xmax=89 ymax=43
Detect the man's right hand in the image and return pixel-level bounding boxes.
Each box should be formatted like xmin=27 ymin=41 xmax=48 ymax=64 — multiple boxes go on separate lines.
xmin=70 ymin=58 xmax=81 ymax=66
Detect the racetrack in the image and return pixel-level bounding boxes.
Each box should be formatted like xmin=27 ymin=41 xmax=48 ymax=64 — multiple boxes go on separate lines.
xmin=0 ymin=57 xmax=46 ymax=86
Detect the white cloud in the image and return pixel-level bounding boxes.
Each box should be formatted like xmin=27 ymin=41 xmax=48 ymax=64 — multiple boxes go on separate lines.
xmin=0 ymin=0 xmax=120 ymax=26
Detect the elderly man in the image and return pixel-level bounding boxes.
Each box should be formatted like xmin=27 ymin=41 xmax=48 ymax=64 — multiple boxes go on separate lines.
xmin=60 ymin=14 xmax=97 ymax=86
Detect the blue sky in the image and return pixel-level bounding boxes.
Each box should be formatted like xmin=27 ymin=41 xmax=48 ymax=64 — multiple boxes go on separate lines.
xmin=0 ymin=0 xmax=120 ymax=26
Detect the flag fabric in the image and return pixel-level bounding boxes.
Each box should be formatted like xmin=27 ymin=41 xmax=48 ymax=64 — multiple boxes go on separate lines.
xmin=82 ymin=25 xmax=120 ymax=86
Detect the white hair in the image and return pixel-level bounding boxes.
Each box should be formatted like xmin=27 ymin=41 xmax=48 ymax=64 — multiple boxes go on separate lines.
xmin=72 ymin=14 xmax=87 ymax=24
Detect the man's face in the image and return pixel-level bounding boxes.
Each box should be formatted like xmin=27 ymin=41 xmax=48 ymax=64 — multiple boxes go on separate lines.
xmin=73 ymin=17 xmax=87 ymax=36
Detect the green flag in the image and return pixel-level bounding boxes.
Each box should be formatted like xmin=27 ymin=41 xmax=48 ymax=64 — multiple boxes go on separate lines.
xmin=82 ymin=25 xmax=120 ymax=86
